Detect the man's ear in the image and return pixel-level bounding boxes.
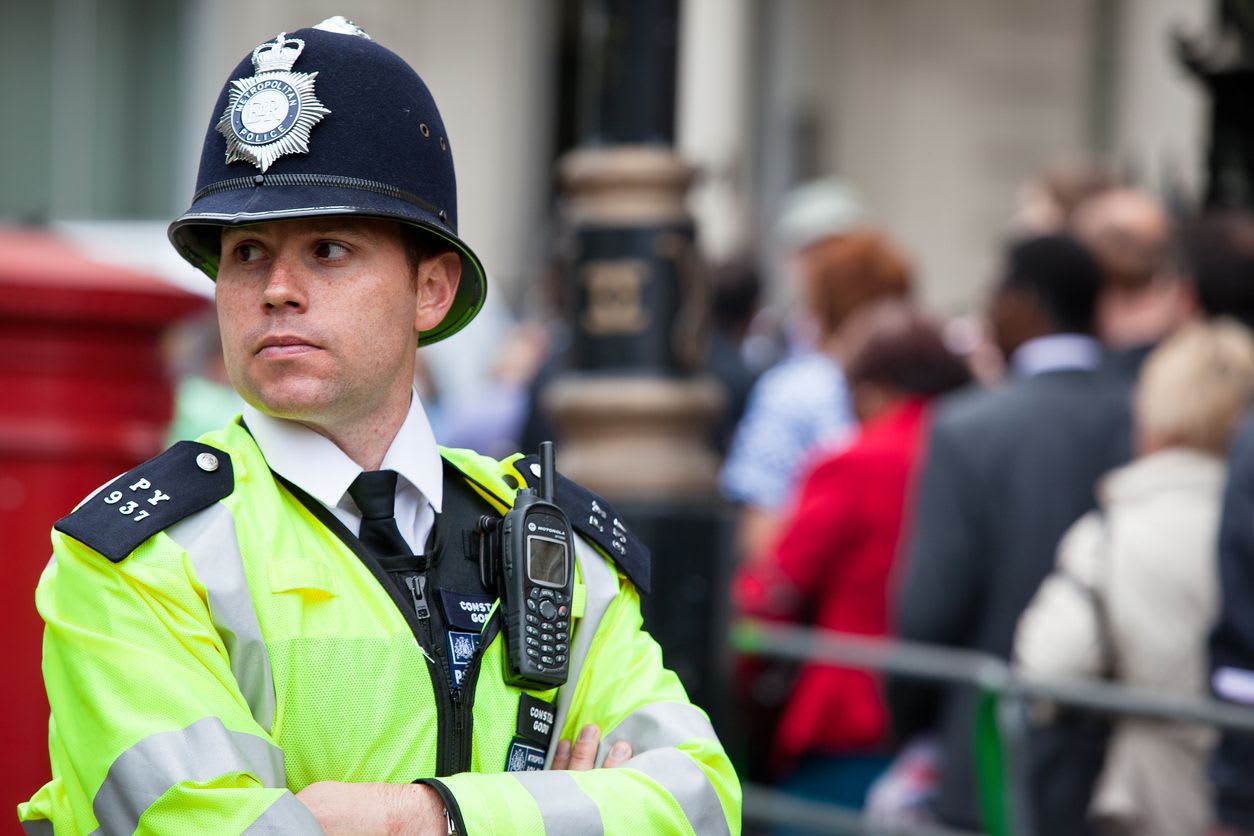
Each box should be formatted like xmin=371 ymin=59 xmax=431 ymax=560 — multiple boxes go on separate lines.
xmin=414 ymin=251 xmax=463 ymax=334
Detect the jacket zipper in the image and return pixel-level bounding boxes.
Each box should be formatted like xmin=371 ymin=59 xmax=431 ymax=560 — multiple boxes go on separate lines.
xmin=404 ymin=572 xmax=458 ymax=776
xmin=438 ymin=613 xmax=501 ymax=776
xmin=409 ymin=568 xmax=502 ymax=776
xmin=405 ymin=575 xmax=431 ymax=621
xmin=403 ymin=570 xmax=505 ymax=777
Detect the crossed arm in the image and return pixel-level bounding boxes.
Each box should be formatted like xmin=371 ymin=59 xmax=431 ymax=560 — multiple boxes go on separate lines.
xmin=21 ymin=529 xmax=737 ymax=834
xmin=297 ymin=724 xmax=634 ymax=835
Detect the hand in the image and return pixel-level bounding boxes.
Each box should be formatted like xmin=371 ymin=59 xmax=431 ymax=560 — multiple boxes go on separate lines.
xmin=550 ymin=723 xmax=633 ymax=770
xmin=296 ymin=780 xmax=446 ymax=836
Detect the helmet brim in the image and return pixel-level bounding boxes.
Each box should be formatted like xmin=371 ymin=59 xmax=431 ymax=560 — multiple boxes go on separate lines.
xmin=167 ymin=181 xmax=487 ymax=346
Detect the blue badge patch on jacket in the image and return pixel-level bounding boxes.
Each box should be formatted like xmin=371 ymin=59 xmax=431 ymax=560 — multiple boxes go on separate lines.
xmin=515 ymin=455 xmax=651 ymax=592
xmin=439 ymin=589 xmax=493 ymax=688
xmin=446 ymin=630 xmax=479 ymax=688
xmin=54 ymin=441 xmax=234 ymax=563
xmin=505 ymin=738 xmax=546 ymax=772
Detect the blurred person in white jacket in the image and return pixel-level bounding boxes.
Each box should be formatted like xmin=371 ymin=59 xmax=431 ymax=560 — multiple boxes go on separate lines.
xmin=1015 ymin=319 xmax=1254 ymax=836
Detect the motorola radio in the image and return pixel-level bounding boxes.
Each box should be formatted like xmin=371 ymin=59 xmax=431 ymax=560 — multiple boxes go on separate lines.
xmin=478 ymin=441 xmax=574 ymax=689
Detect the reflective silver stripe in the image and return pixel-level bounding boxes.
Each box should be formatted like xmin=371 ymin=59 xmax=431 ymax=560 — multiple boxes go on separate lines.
xmin=596 ymin=701 xmax=718 ymax=767
xmin=167 ymin=503 xmax=276 ymax=731
xmin=548 ymin=536 xmax=620 ymax=766
xmin=90 ymin=716 xmax=286 ymax=835
xmin=244 ymin=791 xmax=325 ymax=834
xmin=20 ymin=819 xmax=53 ymax=836
xmin=513 ymin=770 xmax=604 ymax=835
xmin=623 ymin=748 xmax=730 ymax=836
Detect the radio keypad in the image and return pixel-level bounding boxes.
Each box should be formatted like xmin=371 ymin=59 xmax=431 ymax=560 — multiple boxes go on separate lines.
xmin=524 ymin=587 xmax=571 ymax=670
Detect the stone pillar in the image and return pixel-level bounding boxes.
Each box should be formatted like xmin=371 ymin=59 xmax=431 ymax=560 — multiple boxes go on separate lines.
xmin=550 ymin=146 xmax=723 ymax=499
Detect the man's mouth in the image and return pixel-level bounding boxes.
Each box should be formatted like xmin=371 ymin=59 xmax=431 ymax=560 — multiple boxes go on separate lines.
xmin=256 ymin=335 xmax=320 ymax=358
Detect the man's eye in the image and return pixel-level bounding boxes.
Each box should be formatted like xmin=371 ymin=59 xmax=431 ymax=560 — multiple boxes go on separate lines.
xmin=233 ymin=242 xmax=264 ymax=263
xmin=314 ymin=241 xmax=349 ymax=259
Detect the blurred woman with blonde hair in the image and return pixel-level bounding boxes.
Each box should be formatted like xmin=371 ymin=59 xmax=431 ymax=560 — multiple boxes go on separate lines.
xmin=1016 ymin=319 xmax=1254 ymax=836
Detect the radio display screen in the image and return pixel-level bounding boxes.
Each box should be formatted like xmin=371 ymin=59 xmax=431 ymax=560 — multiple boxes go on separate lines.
xmin=527 ymin=536 xmax=568 ymax=587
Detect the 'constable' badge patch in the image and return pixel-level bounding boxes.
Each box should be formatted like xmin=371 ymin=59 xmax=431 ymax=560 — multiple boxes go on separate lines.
xmin=217 ymin=32 xmax=330 ymax=172
xmin=516 ymin=694 xmax=556 ymax=745
xmin=504 ymin=694 xmax=555 ymax=772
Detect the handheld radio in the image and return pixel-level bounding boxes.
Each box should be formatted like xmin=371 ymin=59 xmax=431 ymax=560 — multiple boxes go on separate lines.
xmin=478 ymin=441 xmax=574 ymax=689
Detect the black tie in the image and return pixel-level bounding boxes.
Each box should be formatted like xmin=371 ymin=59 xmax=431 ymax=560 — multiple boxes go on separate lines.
xmin=348 ymin=470 xmax=412 ymax=559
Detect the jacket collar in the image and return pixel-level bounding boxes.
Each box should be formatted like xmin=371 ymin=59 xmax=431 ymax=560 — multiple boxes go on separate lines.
xmin=1010 ymin=333 xmax=1103 ymax=378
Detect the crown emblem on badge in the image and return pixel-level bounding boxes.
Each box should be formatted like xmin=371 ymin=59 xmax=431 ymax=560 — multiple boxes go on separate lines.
xmin=216 ymin=32 xmax=331 ymax=173
xmin=252 ymin=34 xmax=305 ymax=73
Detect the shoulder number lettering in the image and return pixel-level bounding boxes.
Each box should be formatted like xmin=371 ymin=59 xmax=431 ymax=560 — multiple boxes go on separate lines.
xmin=104 ymin=476 xmax=173 ymax=521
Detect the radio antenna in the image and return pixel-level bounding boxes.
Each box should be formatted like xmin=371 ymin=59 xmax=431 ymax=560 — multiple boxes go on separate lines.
xmin=539 ymin=441 xmax=556 ymax=502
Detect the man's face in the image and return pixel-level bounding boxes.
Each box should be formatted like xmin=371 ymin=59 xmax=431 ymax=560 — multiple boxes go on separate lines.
xmin=215 ymin=217 xmax=432 ymax=430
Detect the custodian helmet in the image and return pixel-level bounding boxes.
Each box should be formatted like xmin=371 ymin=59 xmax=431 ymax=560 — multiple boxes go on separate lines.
xmin=167 ymin=18 xmax=486 ymax=345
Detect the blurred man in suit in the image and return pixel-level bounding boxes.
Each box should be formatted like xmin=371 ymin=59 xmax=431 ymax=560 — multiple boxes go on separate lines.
xmin=887 ymin=235 xmax=1132 ymax=830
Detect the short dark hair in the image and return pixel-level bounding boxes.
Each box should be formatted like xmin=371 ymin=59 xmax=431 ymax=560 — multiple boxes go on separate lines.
xmin=1180 ymin=211 xmax=1254 ymax=332
xmin=1001 ymin=234 xmax=1102 ymax=333
xmin=846 ymin=304 xmax=971 ymax=397
xmin=400 ymin=224 xmax=453 ymax=276
xmin=709 ymin=257 xmax=762 ymax=330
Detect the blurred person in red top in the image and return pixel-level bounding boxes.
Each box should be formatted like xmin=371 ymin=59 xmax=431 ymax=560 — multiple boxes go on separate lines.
xmin=734 ymin=301 xmax=971 ymax=811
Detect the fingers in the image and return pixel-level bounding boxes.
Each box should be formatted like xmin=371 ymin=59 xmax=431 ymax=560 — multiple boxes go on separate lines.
xmin=565 ymin=723 xmax=601 ymax=770
xmin=603 ymin=740 xmax=633 ymax=767
xmin=551 ymin=724 xmax=633 ymax=771
xmin=551 ymin=737 xmax=572 ymax=771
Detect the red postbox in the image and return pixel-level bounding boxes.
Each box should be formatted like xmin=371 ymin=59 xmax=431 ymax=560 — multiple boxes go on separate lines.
xmin=0 ymin=227 xmax=208 ymax=827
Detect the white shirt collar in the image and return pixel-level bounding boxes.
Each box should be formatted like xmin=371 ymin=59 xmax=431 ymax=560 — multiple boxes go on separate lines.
xmin=243 ymin=389 xmax=444 ymax=514
xmin=1010 ymin=333 xmax=1103 ymax=378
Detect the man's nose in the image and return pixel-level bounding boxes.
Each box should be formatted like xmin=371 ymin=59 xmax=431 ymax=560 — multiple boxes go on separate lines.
xmin=261 ymin=252 xmax=308 ymax=311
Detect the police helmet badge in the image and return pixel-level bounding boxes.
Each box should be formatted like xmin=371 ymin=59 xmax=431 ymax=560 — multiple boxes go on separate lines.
xmin=216 ymin=32 xmax=330 ymax=172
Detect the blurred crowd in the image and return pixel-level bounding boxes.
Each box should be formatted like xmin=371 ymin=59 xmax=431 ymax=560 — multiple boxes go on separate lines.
xmin=726 ymin=163 xmax=1254 ymax=836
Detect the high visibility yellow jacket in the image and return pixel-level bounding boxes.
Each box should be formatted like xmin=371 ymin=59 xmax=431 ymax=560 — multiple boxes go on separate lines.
xmin=19 ymin=420 xmax=740 ymax=834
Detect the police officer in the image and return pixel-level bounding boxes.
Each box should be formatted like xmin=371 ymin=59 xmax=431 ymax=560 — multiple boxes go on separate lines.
xmin=19 ymin=18 xmax=739 ymax=835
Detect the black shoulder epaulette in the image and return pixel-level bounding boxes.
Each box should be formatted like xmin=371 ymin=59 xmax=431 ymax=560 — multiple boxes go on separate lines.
xmin=54 ymin=441 xmax=235 ymax=563
xmin=514 ymin=455 xmax=651 ymax=593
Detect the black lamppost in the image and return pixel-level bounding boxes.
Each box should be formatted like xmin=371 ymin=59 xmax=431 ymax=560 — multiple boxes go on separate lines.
xmin=1180 ymin=0 xmax=1254 ymax=208
xmin=548 ymin=0 xmax=730 ymax=723
xmin=560 ymin=0 xmax=701 ymax=378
